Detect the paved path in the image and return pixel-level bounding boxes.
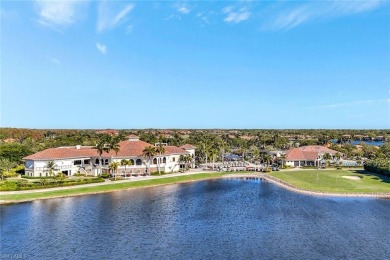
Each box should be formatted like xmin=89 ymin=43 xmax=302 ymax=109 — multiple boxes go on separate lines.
xmin=0 ymin=169 xmax=219 ymax=195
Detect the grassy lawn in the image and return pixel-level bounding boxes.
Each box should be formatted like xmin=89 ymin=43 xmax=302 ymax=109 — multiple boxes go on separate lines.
xmin=270 ymin=169 xmax=390 ymax=193
xmin=0 ymin=173 xmax=226 ymax=202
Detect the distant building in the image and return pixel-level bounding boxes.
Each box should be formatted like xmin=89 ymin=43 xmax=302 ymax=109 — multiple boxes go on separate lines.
xmin=284 ymin=146 xmax=340 ymax=167
xmin=23 ymin=135 xmax=195 ymax=177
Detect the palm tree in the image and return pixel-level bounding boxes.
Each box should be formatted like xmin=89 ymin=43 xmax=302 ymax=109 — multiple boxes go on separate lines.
xmin=109 ymin=162 xmax=119 ymax=180
xmin=184 ymin=154 xmax=193 ymax=170
xmin=178 ymin=155 xmax=186 ymax=172
xmin=279 ymin=153 xmax=287 ymax=168
xmin=142 ymin=146 xmax=157 ymax=175
xmin=45 ymin=161 xmax=57 ymax=178
xmin=217 ymin=138 xmax=229 ymax=163
xmin=208 ymin=147 xmax=219 ymax=170
xmin=120 ymin=159 xmax=133 ymax=176
xmin=251 ymin=146 xmax=260 ymax=163
xmin=93 ymin=135 xmax=111 ymax=175
xmin=322 ymin=152 xmax=331 ymax=166
xmin=109 ymin=136 xmax=121 ymax=155
xmin=155 ymin=143 xmax=166 ymax=175
xmin=199 ymin=138 xmax=212 ymax=169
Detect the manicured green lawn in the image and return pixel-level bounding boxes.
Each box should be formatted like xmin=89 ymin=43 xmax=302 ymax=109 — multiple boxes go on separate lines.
xmin=0 ymin=173 xmax=226 ymax=202
xmin=270 ymin=169 xmax=390 ymax=193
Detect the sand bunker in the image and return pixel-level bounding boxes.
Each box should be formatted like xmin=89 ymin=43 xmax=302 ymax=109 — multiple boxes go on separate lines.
xmin=342 ymin=176 xmax=362 ymax=180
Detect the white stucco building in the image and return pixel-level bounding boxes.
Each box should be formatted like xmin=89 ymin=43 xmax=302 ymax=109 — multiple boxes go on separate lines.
xmin=23 ymin=135 xmax=196 ymax=177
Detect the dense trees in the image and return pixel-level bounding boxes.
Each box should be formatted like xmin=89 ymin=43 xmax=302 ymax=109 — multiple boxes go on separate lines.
xmin=364 ymin=159 xmax=390 ymax=177
xmin=0 ymin=128 xmax=388 ymax=175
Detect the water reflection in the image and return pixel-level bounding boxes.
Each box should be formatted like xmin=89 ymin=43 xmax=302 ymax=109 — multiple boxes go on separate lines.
xmin=1 ymin=179 xmax=390 ymax=259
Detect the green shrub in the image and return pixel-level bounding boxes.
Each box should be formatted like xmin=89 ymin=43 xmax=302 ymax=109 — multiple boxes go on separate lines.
xmin=150 ymin=171 xmax=166 ymax=176
xmin=73 ymin=173 xmax=86 ymax=177
xmin=0 ymin=177 xmax=104 ymax=191
xmin=100 ymin=173 xmax=111 ymax=178
xmin=110 ymin=177 xmax=125 ymax=181
xmin=0 ymin=181 xmax=19 ymax=191
xmin=364 ymin=159 xmax=390 ymax=176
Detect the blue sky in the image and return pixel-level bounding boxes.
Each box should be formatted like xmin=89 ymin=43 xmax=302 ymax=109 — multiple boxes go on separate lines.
xmin=1 ymin=0 xmax=389 ymax=129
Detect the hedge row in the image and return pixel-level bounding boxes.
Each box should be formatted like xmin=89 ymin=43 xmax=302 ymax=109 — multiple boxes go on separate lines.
xmin=364 ymin=159 xmax=390 ymax=177
xmin=0 ymin=178 xmax=105 ymax=191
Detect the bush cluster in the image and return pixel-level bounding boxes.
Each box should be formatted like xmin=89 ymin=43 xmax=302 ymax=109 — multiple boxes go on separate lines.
xmin=0 ymin=177 xmax=104 ymax=191
xmin=364 ymin=159 xmax=390 ymax=177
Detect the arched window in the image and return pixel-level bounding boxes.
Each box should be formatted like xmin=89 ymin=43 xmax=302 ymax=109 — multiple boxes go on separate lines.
xmin=153 ymin=158 xmax=157 ymax=164
xmin=163 ymin=157 xmax=166 ymax=163
xmin=105 ymin=159 xmax=109 ymax=165
xmin=136 ymin=159 xmax=142 ymax=165
xmin=95 ymin=158 xmax=99 ymax=164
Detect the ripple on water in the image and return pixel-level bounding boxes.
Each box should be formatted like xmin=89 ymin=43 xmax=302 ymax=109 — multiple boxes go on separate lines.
xmin=1 ymin=179 xmax=390 ymax=260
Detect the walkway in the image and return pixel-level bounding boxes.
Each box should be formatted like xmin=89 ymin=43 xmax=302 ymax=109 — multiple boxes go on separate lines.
xmin=0 ymin=169 xmax=219 ymax=195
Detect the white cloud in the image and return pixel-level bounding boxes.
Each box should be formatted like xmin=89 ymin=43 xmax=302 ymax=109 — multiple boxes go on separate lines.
xmin=35 ymin=0 xmax=85 ymax=29
xmin=97 ymin=2 xmax=135 ymax=33
xmin=96 ymin=42 xmax=107 ymax=54
xmin=223 ymin=6 xmax=251 ymax=24
xmin=49 ymin=58 xmax=61 ymax=65
xmin=312 ymin=99 xmax=390 ymax=109
xmin=175 ymin=4 xmax=190 ymax=14
xmin=263 ymin=0 xmax=386 ymax=30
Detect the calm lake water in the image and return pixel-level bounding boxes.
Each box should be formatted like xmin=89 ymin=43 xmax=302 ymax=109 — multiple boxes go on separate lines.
xmin=331 ymin=140 xmax=385 ymax=146
xmin=2 ymin=178 xmax=390 ymax=260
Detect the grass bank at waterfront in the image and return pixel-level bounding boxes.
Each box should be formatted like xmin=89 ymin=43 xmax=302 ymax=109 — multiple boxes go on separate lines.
xmin=1 ymin=169 xmax=390 ymax=204
xmin=0 ymin=173 xmax=225 ymax=204
xmin=269 ymin=170 xmax=390 ymax=194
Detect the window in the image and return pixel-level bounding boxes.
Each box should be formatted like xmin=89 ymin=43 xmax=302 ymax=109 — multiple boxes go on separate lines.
xmin=172 ymin=157 xmax=175 ymax=162
xmin=84 ymin=159 xmax=91 ymax=165
xmin=95 ymin=159 xmax=99 ymax=164
xmin=153 ymin=158 xmax=157 ymax=164
xmin=163 ymin=157 xmax=166 ymax=163
xmin=104 ymin=159 xmax=109 ymax=165
xmin=74 ymin=160 xmax=82 ymax=165
xmin=136 ymin=159 xmax=142 ymax=165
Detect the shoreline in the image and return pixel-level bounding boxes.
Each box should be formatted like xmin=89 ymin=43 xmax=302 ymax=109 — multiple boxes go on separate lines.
xmin=1 ymin=172 xmax=390 ymax=205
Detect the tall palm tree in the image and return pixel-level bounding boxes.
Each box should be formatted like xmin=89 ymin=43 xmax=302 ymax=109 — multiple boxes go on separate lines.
xmin=109 ymin=161 xmax=119 ymax=180
xmin=199 ymin=138 xmax=212 ymax=169
xmin=93 ymin=135 xmax=111 ymax=175
xmin=178 ymin=155 xmax=186 ymax=172
xmin=184 ymin=154 xmax=193 ymax=170
xmin=45 ymin=161 xmax=57 ymax=178
xmin=109 ymin=136 xmax=121 ymax=155
xmin=142 ymin=146 xmax=157 ymax=175
xmin=208 ymin=147 xmax=219 ymax=170
xmin=217 ymin=138 xmax=229 ymax=163
xmin=155 ymin=143 xmax=166 ymax=175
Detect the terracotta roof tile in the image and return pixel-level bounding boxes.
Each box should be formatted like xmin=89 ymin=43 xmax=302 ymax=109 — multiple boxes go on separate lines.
xmin=24 ymin=141 xmax=189 ymax=160
xmin=180 ymin=144 xmax=196 ymax=149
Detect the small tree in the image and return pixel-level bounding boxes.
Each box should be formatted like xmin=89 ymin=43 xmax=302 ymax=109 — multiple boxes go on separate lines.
xmin=0 ymin=158 xmax=16 ymax=180
xmin=45 ymin=161 xmax=57 ymax=178
xmin=109 ymin=162 xmax=119 ymax=180
xmin=120 ymin=159 xmax=133 ymax=175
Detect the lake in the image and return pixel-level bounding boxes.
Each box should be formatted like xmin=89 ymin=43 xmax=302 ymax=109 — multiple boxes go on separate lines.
xmin=331 ymin=140 xmax=385 ymax=146
xmin=2 ymin=178 xmax=390 ymax=259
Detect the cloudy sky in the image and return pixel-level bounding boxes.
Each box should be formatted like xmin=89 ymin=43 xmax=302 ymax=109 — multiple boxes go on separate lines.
xmin=1 ymin=0 xmax=389 ymax=129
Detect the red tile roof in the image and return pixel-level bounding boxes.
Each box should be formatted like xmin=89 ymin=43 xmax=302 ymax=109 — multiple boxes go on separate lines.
xmin=24 ymin=141 xmax=189 ymax=160
xmin=24 ymin=147 xmax=98 ymax=160
xmin=285 ymin=146 xmax=339 ymax=161
xmin=180 ymin=144 xmax=196 ymax=149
